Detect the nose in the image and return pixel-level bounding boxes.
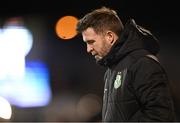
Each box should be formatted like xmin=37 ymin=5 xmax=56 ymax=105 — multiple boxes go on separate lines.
xmin=87 ymin=44 xmax=93 ymax=53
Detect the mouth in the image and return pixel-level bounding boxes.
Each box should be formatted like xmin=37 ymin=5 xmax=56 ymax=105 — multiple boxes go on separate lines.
xmin=91 ymin=53 xmax=102 ymax=61
xmin=91 ymin=52 xmax=96 ymax=57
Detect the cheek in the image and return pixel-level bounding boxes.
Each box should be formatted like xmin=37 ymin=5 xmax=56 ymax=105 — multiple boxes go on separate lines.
xmin=101 ymin=42 xmax=111 ymax=56
xmin=96 ymin=42 xmax=106 ymax=55
xmin=95 ymin=41 xmax=103 ymax=50
xmin=94 ymin=38 xmax=110 ymax=56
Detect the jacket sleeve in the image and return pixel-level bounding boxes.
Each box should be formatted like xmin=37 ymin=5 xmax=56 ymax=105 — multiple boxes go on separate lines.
xmin=130 ymin=57 xmax=175 ymax=121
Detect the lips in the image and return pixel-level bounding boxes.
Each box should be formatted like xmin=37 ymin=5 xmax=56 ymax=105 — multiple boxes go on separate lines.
xmin=91 ymin=52 xmax=102 ymax=60
xmin=91 ymin=52 xmax=96 ymax=56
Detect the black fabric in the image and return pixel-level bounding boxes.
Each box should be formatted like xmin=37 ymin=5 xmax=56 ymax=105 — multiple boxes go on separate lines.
xmin=101 ymin=19 xmax=175 ymax=121
xmin=98 ymin=19 xmax=160 ymax=68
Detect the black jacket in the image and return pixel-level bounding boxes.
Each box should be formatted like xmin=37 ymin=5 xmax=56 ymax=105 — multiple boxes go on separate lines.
xmin=99 ymin=19 xmax=175 ymax=121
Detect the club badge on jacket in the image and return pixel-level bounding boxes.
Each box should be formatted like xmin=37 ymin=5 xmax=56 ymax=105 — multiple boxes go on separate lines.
xmin=114 ymin=71 xmax=122 ymax=89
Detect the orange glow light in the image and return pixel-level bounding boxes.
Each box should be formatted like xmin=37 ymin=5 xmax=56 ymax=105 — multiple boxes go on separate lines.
xmin=55 ymin=15 xmax=78 ymax=40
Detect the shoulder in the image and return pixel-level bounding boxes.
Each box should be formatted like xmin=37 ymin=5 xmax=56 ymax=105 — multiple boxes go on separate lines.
xmin=129 ymin=56 xmax=170 ymax=91
xmin=129 ymin=55 xmax=166 ymax=76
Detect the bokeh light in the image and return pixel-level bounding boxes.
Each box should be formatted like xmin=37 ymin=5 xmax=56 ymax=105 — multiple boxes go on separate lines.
xmin=0 ymin=96 xmax=12 ymax=120
xmin=76 ymin=94 xmax=102 ymax=121
xmin=0 ymin=17 xmax=51 ymax=108
xmin=55 ymin=15 xmax=78 ymax=40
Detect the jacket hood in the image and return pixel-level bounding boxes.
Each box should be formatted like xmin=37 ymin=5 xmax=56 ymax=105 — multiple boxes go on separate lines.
xmin=98 ymin=19 xmax=160 ymax=67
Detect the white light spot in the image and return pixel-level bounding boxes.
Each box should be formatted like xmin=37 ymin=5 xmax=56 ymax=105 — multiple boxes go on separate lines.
xmin=0 ymin=97 xmax=12 ymax=119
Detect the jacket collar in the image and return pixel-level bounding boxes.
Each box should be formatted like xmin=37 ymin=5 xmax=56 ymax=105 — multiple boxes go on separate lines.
xmin=98 ymin=19 xmax=160 ymax=67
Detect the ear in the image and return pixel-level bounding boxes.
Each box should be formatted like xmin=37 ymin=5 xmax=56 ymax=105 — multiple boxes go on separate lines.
xmin=106 ymin=31 xmax=115 ymax=45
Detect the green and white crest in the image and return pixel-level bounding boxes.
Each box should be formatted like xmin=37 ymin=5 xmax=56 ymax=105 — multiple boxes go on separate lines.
xmin=114 ymin=72 xmax=122 ymax=89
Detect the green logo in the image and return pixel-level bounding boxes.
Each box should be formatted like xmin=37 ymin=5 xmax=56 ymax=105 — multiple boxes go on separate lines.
xmin=114 ymin=72 xmax=122 ymax=89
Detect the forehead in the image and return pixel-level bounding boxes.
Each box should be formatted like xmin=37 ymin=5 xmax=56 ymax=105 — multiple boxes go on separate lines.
xmin=82 ymin=27 xmax=99 ymax=42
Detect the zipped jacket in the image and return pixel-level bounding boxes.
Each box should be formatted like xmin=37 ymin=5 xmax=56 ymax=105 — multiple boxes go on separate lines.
xmin=98 ymin=19 xmax=175 ymax=122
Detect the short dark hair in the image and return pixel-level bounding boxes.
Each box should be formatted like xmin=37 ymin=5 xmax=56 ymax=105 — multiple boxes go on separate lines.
xmin=76 ymin=7 xmax=124 ymax=35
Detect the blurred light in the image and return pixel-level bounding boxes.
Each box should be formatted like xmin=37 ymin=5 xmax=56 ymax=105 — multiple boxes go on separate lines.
xmin=2 ymin=25 xmax=33 ymax=56
xmin=0 ymin=61 xmax=51 ymax=108
xmin=76 ymin=94 xmax=102 ymax=121
xmin=0 ymin=96 xmax=12 ymax=119
xmin=13 ymin=61 xmax=51 ymax=107
xmin=0 ymin=18 xmax=33 ymax=79
xmin=0 ymin=17 xmax=51 ymax=108
xmin=55 ymin=15 xmax=78 ymax=40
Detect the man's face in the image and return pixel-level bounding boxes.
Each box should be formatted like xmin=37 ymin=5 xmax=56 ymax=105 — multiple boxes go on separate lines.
xmin=82 ymin=27 xmax=112 ymax=61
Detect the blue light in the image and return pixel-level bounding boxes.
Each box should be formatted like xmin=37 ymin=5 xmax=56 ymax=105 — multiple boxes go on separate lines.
xmin=0 ymin=61 xmax=52 ymax=108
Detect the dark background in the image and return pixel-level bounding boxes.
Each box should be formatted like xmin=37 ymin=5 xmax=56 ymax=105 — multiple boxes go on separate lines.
xmin=0 ymin=0 xmax=180 ymax=121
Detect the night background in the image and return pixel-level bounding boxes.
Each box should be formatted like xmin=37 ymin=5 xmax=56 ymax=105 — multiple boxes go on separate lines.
xmin=0 ymin=0 xmax=179 ymax=121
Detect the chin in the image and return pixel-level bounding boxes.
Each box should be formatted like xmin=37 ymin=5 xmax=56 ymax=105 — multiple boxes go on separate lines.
xmin=95 ymin=56 xmax=102 ymax=61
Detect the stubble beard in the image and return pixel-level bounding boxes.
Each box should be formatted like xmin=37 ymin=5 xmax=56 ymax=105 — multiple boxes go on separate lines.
xmin=95 ymin=55 xmax=103 ymax=62
xmin=94 ymin=40 xmax=112 ymax=62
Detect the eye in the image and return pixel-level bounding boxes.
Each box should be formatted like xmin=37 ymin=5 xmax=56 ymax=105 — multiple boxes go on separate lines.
xmin=86 ymin=40 xmax=95 ymax=45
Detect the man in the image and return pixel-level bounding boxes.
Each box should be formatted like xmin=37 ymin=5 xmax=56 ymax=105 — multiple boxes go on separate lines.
xmin=76 ymin=7 xmax=175 ymax=121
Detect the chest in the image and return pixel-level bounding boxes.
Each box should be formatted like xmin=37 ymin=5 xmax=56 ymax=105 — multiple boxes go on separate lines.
xmin=104 ymin=68 xmax=135 ymax=102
